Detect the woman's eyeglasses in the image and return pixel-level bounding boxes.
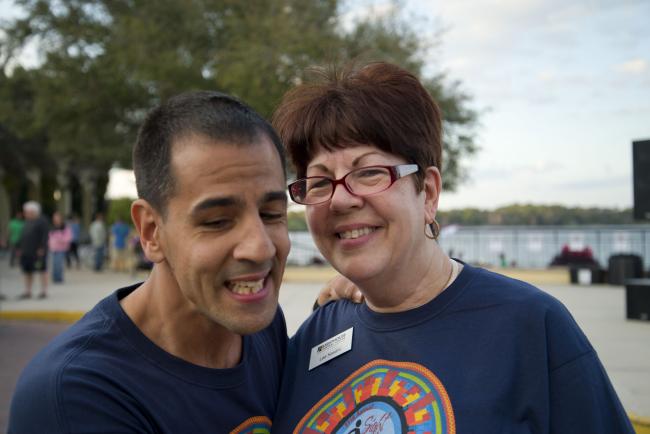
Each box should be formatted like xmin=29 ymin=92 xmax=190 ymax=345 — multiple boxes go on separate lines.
xmin=288 ymin=164 xmax=419 ymax=205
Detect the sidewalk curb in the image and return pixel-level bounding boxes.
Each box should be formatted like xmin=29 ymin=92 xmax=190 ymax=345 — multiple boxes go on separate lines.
xmin=631 ymin=414 xmax=650 ymax=434
xmin=0 ymin=311 xmax=84 ymax=323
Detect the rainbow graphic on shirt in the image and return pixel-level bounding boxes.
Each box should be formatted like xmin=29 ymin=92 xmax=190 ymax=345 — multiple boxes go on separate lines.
xmin=230 ymin=415 xmax=271 ymax=434
xmin=294 ymin=360 xmax=455 ymax=434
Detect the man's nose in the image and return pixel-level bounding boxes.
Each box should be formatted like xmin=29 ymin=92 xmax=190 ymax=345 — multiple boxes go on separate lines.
xmin=233 ymin=216 xmax=276 ymax=263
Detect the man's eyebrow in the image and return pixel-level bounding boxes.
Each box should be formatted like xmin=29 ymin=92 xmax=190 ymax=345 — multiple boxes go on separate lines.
xmin=191 ymin=196 xmax=241 ymax=215
xmin=262 ymin=191 xmax=288 ymax=205
xmin=191 ymin=192 xmax=286 ymax=215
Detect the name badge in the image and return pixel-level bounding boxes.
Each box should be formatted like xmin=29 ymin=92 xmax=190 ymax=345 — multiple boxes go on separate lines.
xmin=308 ymin=327 xmax=353 ymax=371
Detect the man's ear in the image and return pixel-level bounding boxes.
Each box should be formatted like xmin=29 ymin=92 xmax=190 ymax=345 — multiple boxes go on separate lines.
xmin=423 ymin=166 xmax=442 ymax=225
xmin=131 ymin=199 xmax=165 ymax=263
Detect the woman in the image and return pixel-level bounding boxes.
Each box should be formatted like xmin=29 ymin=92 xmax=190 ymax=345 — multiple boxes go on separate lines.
xmin=271 ymin=62 xmax=633 ymax=433
xmin=48 ymin=211 xmax=72 ymax=284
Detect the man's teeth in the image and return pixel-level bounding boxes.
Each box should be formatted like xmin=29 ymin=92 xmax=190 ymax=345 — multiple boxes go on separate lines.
xmin=338 ymin=227 xmax=376 ymax=240
xmin=228 ymin=279 xmax=264 ymax=295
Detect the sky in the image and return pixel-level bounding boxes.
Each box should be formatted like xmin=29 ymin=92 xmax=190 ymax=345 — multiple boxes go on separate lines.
xmin=2 ymin=0 xmax=649 ymax=210
xmin=346 ymin=0 xmax=650 ymax=210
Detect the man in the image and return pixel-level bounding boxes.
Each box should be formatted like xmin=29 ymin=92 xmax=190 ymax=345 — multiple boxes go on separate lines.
xmin=7 ymin=210 xmax=24 ymax=267
xmin=9 ymin=91 xmax=290 ymax=433
xmin=17 ymin=201 xmax=49 ymax=299
xmin=65 ymin=213 xmax=81 ymax=269
xmin=110 ymin=217 xmax=130 ymax=271
xmin=89 ymin=212 xmax=107 ymax=271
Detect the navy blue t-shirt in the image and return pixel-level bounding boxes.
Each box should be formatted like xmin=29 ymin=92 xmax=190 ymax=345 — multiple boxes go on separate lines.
xmin=273 ymin=263 xmax=633 ymax=433
xmin=9 ymin=284 xmax=287 ymax=434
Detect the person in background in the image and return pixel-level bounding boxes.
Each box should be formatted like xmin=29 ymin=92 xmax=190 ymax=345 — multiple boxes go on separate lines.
xmin=17 ymin=201 xmax=49 ymax=299
xmin=48 ymin=211 xmax=72 ymax=284
xmin=65 ymin=213 xmax=81 ymax=269
xmin=89 ymin=212 xmax=107 ymax=272
xmin=8 ymin=210 xmax=25 ymax=268
xmin=271 ymin=61 xmax=634 ymax=433
xmin=110 ymin=218 xmax=131 ymax=272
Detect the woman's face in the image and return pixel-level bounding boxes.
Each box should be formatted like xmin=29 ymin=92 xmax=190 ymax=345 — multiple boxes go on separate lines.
xmin=304 ymin=145 xmax=438 ymax=288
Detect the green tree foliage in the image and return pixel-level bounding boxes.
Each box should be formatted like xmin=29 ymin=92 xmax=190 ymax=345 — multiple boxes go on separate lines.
xmin=438 ymin=207 xmax=489 ymax=226
xmin=106 ymin=197 xmax=133 ymax=225
xmin=2 ymin=0 xmax=478 ymax=189
xmin=438 ymin=204 xmax=635 ymax=226
xmin=287 ymin=209 xmax=308 ymax=231
xmin=0 ymin=67 xmax=51 ymax=176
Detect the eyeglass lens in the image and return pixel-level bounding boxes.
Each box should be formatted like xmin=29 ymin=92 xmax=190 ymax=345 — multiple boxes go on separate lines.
xmin=296 ymin=166 xmax=393 ymax=204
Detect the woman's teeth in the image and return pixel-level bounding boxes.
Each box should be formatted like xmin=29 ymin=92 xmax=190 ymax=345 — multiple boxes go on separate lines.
xmin=338 ymin=227 xmax=376 ymax=240
xmin=227 ymin=279 xmax=264 ymax=295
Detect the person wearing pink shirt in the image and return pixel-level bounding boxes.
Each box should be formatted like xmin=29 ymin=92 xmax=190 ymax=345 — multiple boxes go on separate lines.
xmin=49 ymin=211 xmax=72 ymax=285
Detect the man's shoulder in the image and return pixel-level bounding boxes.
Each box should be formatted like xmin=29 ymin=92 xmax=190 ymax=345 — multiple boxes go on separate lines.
xmin=9 ymin=300 xmax=120 ymax=432
xmin=36 ymin=216 xmax=50 ymax=228
xmin=19 ymin=300 xmax=115 ymax=379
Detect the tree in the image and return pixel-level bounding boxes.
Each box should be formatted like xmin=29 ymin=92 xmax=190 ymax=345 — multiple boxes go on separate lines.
xmin=0 ymin=67 xmax=55 ymax=213
xmin=0 ymin=67 xmax=50 ymax=174
xmin=437 ymin=204 xmax=635 ymax=226
xmin=2 ymin=0 xmax=478 ymax=190
xmin=106 ymin=197 xmax=133 ymax=225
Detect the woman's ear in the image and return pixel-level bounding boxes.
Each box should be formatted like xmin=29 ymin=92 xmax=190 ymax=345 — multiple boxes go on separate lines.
xmin=423 ymin=166 xmax=442 ymax=224
xmin=131 ymin=199 xmax=165 ymax=263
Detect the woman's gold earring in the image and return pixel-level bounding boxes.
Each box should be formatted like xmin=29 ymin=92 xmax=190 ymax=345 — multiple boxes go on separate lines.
xmin=432 ymin=219 xmax=440 ymax=240
xmin=425 ymin=222 xmax=436 ymax=240
xmin=424 ymin=220 xmax=440 ymax=240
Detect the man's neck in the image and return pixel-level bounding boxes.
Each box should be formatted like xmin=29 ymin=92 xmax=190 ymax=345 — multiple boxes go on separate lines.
xmin=120 ymin=266 xmax=243 ymax=369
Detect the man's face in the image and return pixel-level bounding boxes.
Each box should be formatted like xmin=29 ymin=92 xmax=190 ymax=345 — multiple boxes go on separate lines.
xmin=23 ymin=208 xmax=36 ymax=220
xmin=156 ymin=135 xmax=290 ymax=335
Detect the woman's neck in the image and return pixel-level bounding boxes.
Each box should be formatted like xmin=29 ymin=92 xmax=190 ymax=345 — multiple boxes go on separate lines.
xmin=360 ymin=242 xmax=454 ymax=313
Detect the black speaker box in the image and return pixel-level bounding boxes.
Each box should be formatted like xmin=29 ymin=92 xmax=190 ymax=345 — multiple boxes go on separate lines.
xmin=626 ymin=279 xmax=650 ymax=321
xmin=608 ymin=254 xmax=644 ymax=285
xmin=633 ymin=139 xmax=650 ymax=220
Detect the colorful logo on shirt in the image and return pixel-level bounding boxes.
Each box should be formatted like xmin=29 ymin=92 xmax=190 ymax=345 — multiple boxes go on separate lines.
xmin=230 ymin=416 xmax=271 ymax=434
xmin=294 ymin=360 xmax=455 ymax=434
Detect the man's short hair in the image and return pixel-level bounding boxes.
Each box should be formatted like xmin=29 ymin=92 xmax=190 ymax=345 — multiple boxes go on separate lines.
xmin=23 ymin=201 xmax=41 ymax=216
xmin=133 ymin=91 xmax=286 ymax=214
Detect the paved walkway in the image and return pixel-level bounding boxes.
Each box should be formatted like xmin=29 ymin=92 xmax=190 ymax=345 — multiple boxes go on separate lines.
xmin=1 ymin=257 xmax=649 ymax=431
xmin=0 ymin=260 xmax=328 ymax=333
xmin=0 ymin=320 xmax=69 ymax=431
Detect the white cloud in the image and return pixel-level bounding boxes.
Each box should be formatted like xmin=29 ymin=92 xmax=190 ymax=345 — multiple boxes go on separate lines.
xmin=554 ymin=176 xmax=630 ymax=191
xmin=0 ymin=0 xmax=23 ymax=21
xmin=469 ymin=160 xmax=565 ymax=184
xmin=339 ymin=1 xmax=398 ymax=32
xmin=615 ymin=58 xmax=648 ymax=75
xmin=537 ymin=70 xmax=557 ymax=82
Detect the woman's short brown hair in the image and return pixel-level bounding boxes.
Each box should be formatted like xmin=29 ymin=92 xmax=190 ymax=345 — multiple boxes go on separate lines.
xmin=272 ymin=62 xmax=442 ymax=190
